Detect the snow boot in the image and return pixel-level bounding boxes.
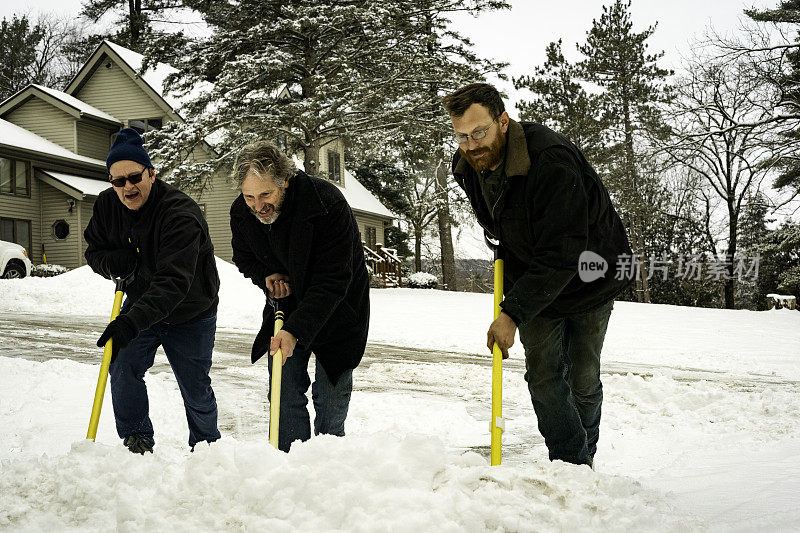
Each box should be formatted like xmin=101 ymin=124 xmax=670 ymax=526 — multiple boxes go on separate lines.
xmin=123 ymin=435 xmax=154 ymax=455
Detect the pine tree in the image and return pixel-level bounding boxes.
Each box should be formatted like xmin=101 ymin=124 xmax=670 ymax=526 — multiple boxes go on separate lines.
xmin=348 ymin=0 xmax=508 ymax=288
xmin=576 ymin=0 xmax=672 ymax=303
xmin=514 ymin=40 xmax=609 ymax=169
xmin=78 ymin=0 xmax=187 ymax=54
xmin=142 ymin=0 xmax=415 ymax=192
xmin=0 ymin=15 xmax=44 ymax=101
xmin=745 ymin=1 xmax=800 ymax=255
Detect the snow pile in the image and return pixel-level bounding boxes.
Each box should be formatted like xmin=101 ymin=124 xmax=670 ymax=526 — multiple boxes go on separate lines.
xmin=0 ymin=357 xmax=690 ymax=532
xmin=1 ymin=436 xmax=687 ymax=532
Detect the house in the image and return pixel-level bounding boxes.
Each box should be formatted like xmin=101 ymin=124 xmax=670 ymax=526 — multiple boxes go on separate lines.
xmin=0 ymin=40 xmax=399 ymax=284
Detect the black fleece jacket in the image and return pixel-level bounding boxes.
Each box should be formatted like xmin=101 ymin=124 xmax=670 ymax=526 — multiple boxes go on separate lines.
xmin=84 ymin=179 xmax=220 ymax=332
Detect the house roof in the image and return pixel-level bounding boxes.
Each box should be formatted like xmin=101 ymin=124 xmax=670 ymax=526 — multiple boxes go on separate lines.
xmin=289 ymin=156 xmax=393 ymax=219
xmin=342 ymin=169 xmax=394 ymax=218
xmin=32 ymin=85 xmax=121 ymax=124
xmin=36 ymin=169 xmax=110 ymax=199
xmin=0 ymin=84 xmax=121 ymax=126
xmin=0 ymin=119 xmax=106 ymax=170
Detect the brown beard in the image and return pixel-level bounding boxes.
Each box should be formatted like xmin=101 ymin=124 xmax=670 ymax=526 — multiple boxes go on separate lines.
xmin=461 ymin=129 xmax=506 ymax=172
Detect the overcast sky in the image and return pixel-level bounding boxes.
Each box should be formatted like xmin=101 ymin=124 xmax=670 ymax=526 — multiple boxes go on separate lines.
xmin=3 ymin=1 xmax=777 ymax=113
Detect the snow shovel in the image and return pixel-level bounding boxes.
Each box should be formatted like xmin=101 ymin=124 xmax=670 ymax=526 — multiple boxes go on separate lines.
xmin=86 ymin=277 xmax=125 ymax=441
xmin=268 ymin=299 xmax=285 ymax=450
xmin=485 ymin=234 xmax=504 ymax=466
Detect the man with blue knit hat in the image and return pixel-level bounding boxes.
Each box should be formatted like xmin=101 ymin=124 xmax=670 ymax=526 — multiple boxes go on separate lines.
xmin=84 ymin=128 xmax=222 ymax=454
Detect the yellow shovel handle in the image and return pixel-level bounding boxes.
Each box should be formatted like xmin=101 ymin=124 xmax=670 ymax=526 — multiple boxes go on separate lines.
xmin=491 ymin=257 xmax=504 ymax=466
xmin=269 ymin=310 xmax=285 ymax=449
xmin=87 ymin=287 xmax=124 ymax=441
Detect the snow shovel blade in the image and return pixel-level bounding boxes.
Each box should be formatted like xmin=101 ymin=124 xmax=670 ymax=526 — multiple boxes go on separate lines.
xmin=269 ymin=303 xmax=285 ymax=450
xmin=87 ymin=278 xmax=125 ymax=441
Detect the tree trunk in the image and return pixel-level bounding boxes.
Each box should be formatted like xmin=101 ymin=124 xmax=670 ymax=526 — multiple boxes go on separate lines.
xmin=435 ymin=160 xmax=457 ymax=291
xmin=725 ymin=205 xmax=738 ymax=309
xmin=303 ymin=140 xmax=320 ymax=177
xmin=414 ymin=227 xmax=422 ymax=273
xmin=129 ymin=0 xmax=142 ymax=46
xmin=622 ymin=98 xmax=650 ymax=303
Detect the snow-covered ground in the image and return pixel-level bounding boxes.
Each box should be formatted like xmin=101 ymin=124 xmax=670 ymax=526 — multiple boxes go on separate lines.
xmin=1 ymin=258 xmax=799 ymax=531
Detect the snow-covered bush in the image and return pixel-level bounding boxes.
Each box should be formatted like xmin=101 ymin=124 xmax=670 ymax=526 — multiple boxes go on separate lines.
xmin=31 ymin=264 xmax=68 ymax=277
xmin=407 ymin=272 xmax=438 ymax=289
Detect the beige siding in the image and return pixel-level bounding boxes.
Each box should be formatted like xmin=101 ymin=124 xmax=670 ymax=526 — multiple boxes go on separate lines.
xmin=5 ymin=99 xmax=76 ymax=152
xmin=190 ymin=168 xmax=238 ymax=262
xmin=74 ymin=58 xmax=165 ymax=122
xmin=0 ymin=165 xmax=42 ymax=262
xmin=355 ymin=213 xmax=386 ymax=247
xmin=77 ymin=122 xmax=113 ymax=160
xmin=321 ymin=138 xmax=345 ymax=185
xmin=39 ymin=181 xmax=82 ymax=268
xmin=80 ymin=198 xmax=95 ymax=266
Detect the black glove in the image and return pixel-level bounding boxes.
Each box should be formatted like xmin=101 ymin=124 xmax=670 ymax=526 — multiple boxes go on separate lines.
xmin=100 ymin=249 xmax=137 ymax=280
xmin=97 ymin=314 xmax=139 ymax=361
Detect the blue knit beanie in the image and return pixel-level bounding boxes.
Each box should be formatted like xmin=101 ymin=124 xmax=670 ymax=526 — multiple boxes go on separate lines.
xmin=106 ymin=128 xmax=153 ymax=173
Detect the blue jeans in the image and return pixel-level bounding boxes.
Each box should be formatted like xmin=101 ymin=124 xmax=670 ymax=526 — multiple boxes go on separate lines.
xmin=518 ymin=300 xmax=613 ymax=465
xmin=109 ymin=302 xmax=221 ymax=447
xmin=267 ymin=346 xmax=353 ymax=452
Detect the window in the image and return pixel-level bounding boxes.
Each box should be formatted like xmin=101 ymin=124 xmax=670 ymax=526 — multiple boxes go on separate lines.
xmin=128 ymin=118 xmax=163 ymax=135
xmin=365 ymin=226 xmax=377 ymax=249
xmin=52 ymin=220 xmax=70 ymax=240
xmin=327 ymin=150 xmax=341 ymax=183
xmin=0 ymin=217 xmax=32 ymax=252
xmin=0 ymin=158 xmax=10 ymax=194
xmin=0 ymin=158 xmax=30 ymax=197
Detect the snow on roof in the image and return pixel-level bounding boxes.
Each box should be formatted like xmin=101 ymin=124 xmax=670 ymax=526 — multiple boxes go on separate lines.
xmin=0 ymin=119 xmax=106 ymax=168
xmin=104 ymin=40 xmax=210 ymax=114
xmin=32 ymin=84 xmax=120 ymax=124
xmin=342 ymin=169 xmax=394 ymax=218
xmin=39 ymin=170 xmax=110 ymax=197
xmin=288 ymin=156 xmax=393 ymax=218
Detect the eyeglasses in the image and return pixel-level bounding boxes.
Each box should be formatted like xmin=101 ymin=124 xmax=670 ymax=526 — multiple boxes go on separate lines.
xmin=109 ymin=168 xmax=148 ymax=187
xmin=453 ymin=121 xmax=496 ymax=144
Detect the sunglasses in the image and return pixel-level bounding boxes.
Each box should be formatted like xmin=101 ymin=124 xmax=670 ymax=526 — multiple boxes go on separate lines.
xmin=109 ymin=168 xmax=148 ymax=187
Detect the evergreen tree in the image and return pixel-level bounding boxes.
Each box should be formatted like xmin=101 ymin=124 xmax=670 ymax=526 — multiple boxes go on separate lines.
xmin=514 ymin=40 xmax=609 ymax=169
xmin=0 ymin=15 xmax=44 ymax=101
xmin=575 ymin=0 xmax=672 ymax=303
xmin=143 ymin=0 xmax=506 ymax=283
xmin=78 ymin=0 xmax=187 ymax=54
xmin=745 ymin=2 xmax=800 ymax=255
xmin=746 ymin=1 xmax=800 ymax=192
xmin=349 ymin=0 xmax=508 ymax=289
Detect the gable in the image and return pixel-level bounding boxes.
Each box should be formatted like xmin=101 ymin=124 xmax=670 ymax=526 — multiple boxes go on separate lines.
xmin=5 ymin=98 xmax=75 ymax=153
xmin=72 ymin=53 xmax=166 ymax=123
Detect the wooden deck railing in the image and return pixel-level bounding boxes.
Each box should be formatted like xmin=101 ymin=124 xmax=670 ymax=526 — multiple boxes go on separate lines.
xmin=362 ymin=242 xmax=402 ymax=288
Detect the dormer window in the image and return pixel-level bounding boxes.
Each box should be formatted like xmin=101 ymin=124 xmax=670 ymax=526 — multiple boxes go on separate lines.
xmin=327 ymin=150 xmax=341 ymax=183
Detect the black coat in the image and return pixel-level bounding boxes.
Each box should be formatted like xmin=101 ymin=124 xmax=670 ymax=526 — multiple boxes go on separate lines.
xmin=84 ymin=179 xmax=220 ymax=331
xmin=452 ymin=120 xmax=633 ymax=324
xmin=230 ymin=171 xmax=370 ymax=383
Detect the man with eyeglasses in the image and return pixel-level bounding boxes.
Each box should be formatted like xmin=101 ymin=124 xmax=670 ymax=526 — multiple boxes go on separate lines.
xmin=443 ymin=83 xmax=633 ymax=469
xmin=83 ymin=128 xmax=221 ymax=455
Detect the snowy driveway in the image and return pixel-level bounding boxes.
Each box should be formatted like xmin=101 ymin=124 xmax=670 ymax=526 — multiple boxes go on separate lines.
xmin=2 ymin=304 xmax=800 ymax=531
